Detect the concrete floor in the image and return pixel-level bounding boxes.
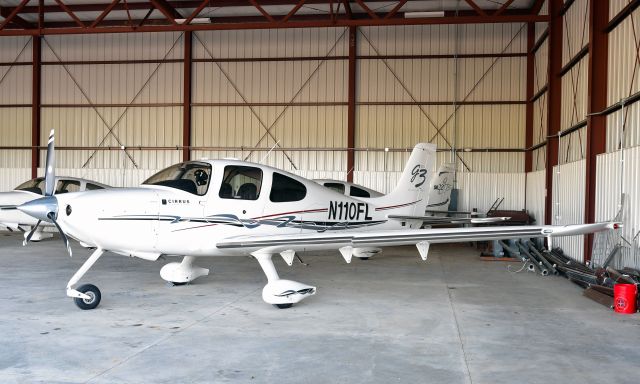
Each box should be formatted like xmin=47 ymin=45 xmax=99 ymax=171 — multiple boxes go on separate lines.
xmin=0 ymin=231 xmax=639 ymax=384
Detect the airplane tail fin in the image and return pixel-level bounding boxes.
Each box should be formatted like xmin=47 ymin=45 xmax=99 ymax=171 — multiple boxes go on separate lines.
xmin=426 ymin=162 xmax=455 ymax=212
xmin=368 ymin=143 xmax=436 ymax=215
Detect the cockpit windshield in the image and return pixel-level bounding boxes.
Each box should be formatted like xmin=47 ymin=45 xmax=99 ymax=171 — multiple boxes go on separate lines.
xmin=15 ymin=178 xmax=45 ymax=194
xmin=143 ymin=162 xmax=212 ymax=196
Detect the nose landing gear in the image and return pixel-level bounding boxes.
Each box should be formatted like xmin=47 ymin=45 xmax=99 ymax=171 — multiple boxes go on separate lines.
xmin=66 ymin=248 xmax=104 ymax=310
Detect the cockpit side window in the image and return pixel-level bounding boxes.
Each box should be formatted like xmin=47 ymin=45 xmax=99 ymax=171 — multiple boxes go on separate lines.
xmin=219 ymin=166 xmax=262 ymax=200
xmin=143 ymin=162 xmax=212 ymax=196
xmin=15 ymin=178 xmax=45 ymax=194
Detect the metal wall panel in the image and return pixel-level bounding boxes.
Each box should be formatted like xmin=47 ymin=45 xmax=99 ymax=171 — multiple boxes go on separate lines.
xmin=359 ymin=24 xmax=526 ymax=55
xmin=535 ymin=22 xmax=547 ymax=42
xmin=0 ymin=56 xmax=31 ymax=104
xmin=41 ymin=107 xmax=182 ymax=170
xmin=41 ymin=63 xmax=183 ymax=104
xmin=192 ymin=105 xmax=346 ymax=172
xmin=456 ymin=172 xmax=525 ymax=211
xmin=534 ymin=38 xmax=548 ymax=94
xmin=552 ymin=159 xmax=586 ymax=262
xmin=560 ymin=56 xmax=589 ymax=131
xmin=595 ymin=148 xmax=640 ymax=269
xmin=562 ymin=0 xmax=590 ymax=66
xmin=539 ymin=0 xmax=549 ymax=16
xmin=532 ymin=92 xmax=547 ymax=145
xmin=194 ymin=60 xmax=346 ymax=104
xmin=194 ymin=28 xmax=348 ymax=59
xmin=0 ymin=108 xmax=31 ymax=168
xmin=0 ymin=37 xmax=32 ymax=171
xmin=356 ymin=24 xmax=526 ymax=174
xmin=456 ymin=152 xmax=524 ymax=173
xmin=356 ymin=105 xmax=523 ymax=150
xmin=192 ymin=28 xmax=348 ymax=173
xmin=456 ymin=57 xmax=525 ymax=101
xmin=559 ymin=127 xmax=586 ymax=164
xmin=39 ymin=33 xmax=184 ymax=172
xmin=525 ymin=169 xmax=546 ymax=224
xmin=0 ymin=168 xmax=31 ymax=192
xmin=43 ymin=32 xmax=184 ymax=61
xmin=606 ymin=102 xmax=640 ymax=152
xmin=357 ymin=59 xmax=454 ymax=102
xmin=607 ymin=6 xmax=640 ymax=107
xmin=532 ymin=146 xmax=547 ymax=171
xmin=609 ymin=0 xmax=629 ymax=21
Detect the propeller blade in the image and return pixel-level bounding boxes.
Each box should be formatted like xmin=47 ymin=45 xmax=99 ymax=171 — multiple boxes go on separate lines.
xmin=23 ymin=220 xmax=42 ymax=246
xmin=44 ymin=129 xmax=56 ymax=197
xmin=48 ymin=212 xmax=72 ymax=257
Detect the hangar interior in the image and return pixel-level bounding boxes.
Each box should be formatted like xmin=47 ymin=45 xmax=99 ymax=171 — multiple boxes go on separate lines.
xmin=0 ymin=0 xmax=640 ymax=382
xmin=1 ymin=0 xmax=638 ymax=267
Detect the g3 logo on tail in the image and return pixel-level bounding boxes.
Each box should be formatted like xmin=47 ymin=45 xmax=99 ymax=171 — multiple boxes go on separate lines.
xmin=410 ymin=165 xmax=428 ymax=187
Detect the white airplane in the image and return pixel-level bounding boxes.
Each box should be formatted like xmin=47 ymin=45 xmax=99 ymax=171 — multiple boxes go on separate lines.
xmin=17 ymin=130 xmax=619 ymax=310
xmin=0 ymin=176 xmax=109 ymax=241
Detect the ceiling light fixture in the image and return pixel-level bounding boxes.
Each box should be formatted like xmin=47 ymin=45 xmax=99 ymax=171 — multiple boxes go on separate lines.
xmin=404 ymin=11 xmax=445 ymax=18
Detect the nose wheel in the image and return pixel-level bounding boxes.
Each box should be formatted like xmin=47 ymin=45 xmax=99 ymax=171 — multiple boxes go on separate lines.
xmin=73 ymin=284 xmax=101 ymax=310
xmin=66 ymin=248 xmax=104 ymax=310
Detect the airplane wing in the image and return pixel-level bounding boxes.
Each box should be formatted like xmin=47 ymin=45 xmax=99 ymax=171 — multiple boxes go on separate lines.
xmin=216 ymin=222 xmax=619 ymax=261
xmin=387 ymin=214 xmax=510 ymax=225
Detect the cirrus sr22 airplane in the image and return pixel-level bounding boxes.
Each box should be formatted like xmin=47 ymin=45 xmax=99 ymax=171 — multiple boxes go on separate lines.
xmin=18 ymin=130 xmax=620 ymax=310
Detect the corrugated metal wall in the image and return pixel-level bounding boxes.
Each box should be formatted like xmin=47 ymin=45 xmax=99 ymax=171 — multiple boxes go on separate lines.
xmin=559 ymin=127 xmax=586 ymax=164
xmin=552 ymin=159 xmax=586 ymax=262
xmin=0 ymin=36 xmax=32 ymax=175
xmin=597 ymin=1 xmax=640 ymax=268
xmin=525 ymin=170 xmax=546 ymax=225
xmin=595 ymin=148 xmax=640 ymax=269
xmin=607 ymin=5 xmax=640 ymax=150
xmin=457 ymin=172 xmax=525 ymax=212
xmin=356 ymin=24 xmax=526 ymax=174
xmin=41 ymin=32 xmax=183 ymax=178
xmin=192 ymin=28 xmax=348 ymax=175
xmin=1 ymin=24 xmax=528 ymax=213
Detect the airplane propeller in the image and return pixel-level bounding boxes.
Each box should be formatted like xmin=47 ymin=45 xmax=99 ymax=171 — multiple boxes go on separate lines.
xmin=18 ymin=129 xmax=73 ymax=257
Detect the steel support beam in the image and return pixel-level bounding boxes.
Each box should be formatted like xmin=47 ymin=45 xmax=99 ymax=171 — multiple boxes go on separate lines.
xmin=183 ymin=31 xmax=192 ymax=162
xmin=0 ymin=14 xmax=550 ymax=36
xmin=544 ymin=0 xmax=562 ymax=225
xmin=525 ymin=22 xmax=534 ymax=173
xmin=31 ymin=36 xmax=41 ymax=179
xmin=584 ymin=0 xmax=609 ymax=263
xmin=347 ymin=26 xmax=356 ymax=182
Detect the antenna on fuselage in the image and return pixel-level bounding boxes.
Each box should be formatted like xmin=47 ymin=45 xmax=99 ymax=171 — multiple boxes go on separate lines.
xmin=259 ymin=140 xmax=280 ymax=164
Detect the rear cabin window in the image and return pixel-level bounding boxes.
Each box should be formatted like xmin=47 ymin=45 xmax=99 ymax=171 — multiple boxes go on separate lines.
xmin=350 ymin=186 xmax=371 ymax=198
xmin=270 ymin=172 xmax=307 ymax=202
xmin=85 ymin=183 xmax=105 ymax=191
xmin=219 ymin=166 xmax=263 ymax=200
xmin=323 ymin=182 xmax=345 ymax=194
